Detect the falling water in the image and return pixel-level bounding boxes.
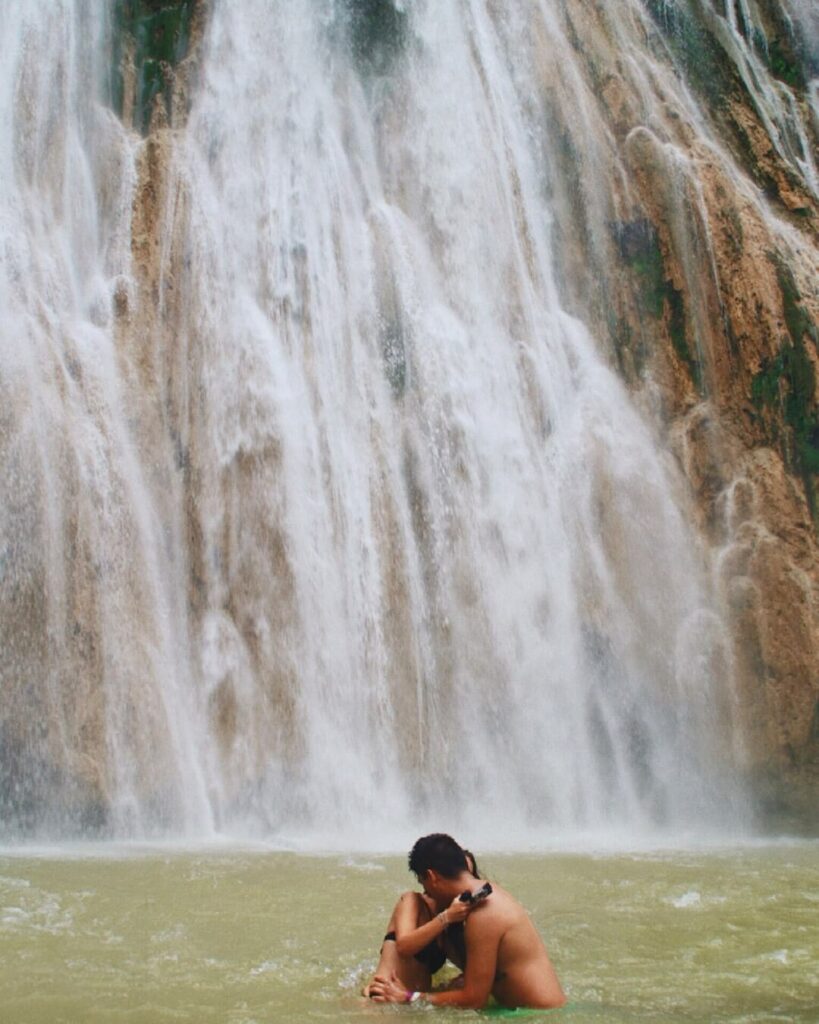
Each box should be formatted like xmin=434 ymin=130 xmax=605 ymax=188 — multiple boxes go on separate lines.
xmin=0 ymin=0 xmax=758 ymax=844
xmin=0 ymin=2 xmax=210 ymax=837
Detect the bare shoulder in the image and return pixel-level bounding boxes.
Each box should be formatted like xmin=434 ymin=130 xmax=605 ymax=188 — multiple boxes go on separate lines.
xmin=399 ymin=890 xmax=426 ymax=905
xmin=465 ymin=886 xmax=517 ymax=936
xmin=487 ymin=884 xmax=524 ymax=916
xmin=396 ymin=890 xmax=430 ymax=919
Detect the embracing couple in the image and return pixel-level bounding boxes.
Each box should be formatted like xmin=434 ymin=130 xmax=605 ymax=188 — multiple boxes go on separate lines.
xmin=365 ymin=833 xmax=566 ymax=1011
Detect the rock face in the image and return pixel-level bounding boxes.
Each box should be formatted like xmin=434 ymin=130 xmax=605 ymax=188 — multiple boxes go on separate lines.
xmin=2 ymin=0 xmax=815 ymax=837
xmin=526 ymin=0 xmax=819 ymax=826
xmin=117 ymin=0 xmax=817 ymax=829
xmin=116 ymin=0 xmax=818 ymax=823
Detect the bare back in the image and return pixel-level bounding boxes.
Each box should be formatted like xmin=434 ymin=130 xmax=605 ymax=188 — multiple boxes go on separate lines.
xmin=464 ymin=884 xmax=565 ymax=1009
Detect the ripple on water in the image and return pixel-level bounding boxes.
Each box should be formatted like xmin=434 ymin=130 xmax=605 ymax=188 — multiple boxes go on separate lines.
xmin=249 ymin=959 xmax=283 ymax=975
xmin=670 ymin=889 xmax=701 ymax=908
xmin=0 ymin=876 xmax=31 ymax=890
xmin=151 ymin=923 xmax=188 ymax=944
xmin=0 ymin=886 xmax=74 ymax=936
xmin=338 ymin=859 xmax=386 ymax=872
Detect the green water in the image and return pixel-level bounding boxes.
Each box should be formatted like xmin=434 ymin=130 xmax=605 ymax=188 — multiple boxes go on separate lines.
xmin=0 ymin=845 xmax=816 ymax=1023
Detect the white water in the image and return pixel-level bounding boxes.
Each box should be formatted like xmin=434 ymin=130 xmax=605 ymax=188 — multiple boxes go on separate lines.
xmin=0 ymin=2 xmax=208 ymax=837
xmin=9 ymin=0 xmax=814 ymax=843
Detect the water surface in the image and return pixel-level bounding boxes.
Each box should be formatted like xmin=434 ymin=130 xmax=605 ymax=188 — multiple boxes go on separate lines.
xmin=1 ymin=845 xmax=816 ymax=1023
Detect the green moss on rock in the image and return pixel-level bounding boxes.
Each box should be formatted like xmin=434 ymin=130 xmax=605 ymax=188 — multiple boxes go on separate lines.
xmin=752 ymin=256 xmax=819 ymax=513
xmin=776 ymin=260 xmax=818 ymax=354
xmin=112 ymin=0 xmax=195 ymax=133
xmin=613 ymin=218 xmax=702 ymax=390
xmin=765 ymin=37 xmax=806 ymax=90
xmin=666 ymin=282 xmax=699 ymax=387
xmin=642 ymin=0 xmax=733 ymax=112
xmin=753 ymin=0 xmax=815 ymax=88
xmin=641 ymin=0 xmax=815 ymax=215
xmin=614 ymin=220 xmax=665 ymax=317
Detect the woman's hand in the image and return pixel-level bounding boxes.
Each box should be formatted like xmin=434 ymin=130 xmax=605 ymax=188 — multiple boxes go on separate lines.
xmin=442 ymin=894 xmax=471 ymax=926
xmin=368 ymin=972 xmax=414 ymax=1003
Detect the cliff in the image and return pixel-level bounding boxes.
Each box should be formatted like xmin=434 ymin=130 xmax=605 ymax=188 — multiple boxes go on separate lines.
xmin=527 ymin=0 xmax=819 ymax=825
xmin=10 ymin=0 xmax=809 ymax=835
xmin=115 ymin=0 xmax=819 ymax=829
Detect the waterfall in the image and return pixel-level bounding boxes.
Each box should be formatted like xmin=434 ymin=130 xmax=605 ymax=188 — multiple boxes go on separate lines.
xmin=0 ymin=2 xmax=212 ymax=837
xmin=0 ymin=0 xmax=757 ymax=844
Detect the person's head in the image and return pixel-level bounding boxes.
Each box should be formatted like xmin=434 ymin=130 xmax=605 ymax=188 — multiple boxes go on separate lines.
xmin=408 ymin=833 xmax=469 ymax=880
xmin=463 ymin=849 xmax=480 ymax=879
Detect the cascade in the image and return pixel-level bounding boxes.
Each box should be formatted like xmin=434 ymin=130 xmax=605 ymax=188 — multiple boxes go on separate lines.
xmin=0 ymin=1 xmax=209 ymax=837
xmin=10 ymin=0 xmax=815 ymax=843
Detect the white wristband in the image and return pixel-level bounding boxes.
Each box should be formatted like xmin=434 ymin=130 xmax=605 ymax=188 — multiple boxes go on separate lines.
xmin=409 ymin=991 xmax=422 ymax=1003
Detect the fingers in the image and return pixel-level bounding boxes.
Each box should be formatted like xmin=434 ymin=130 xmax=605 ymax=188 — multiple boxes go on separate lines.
xmin=368 ymin=973 xmax=402 ymax=1004
xmin=368 ymin=985 xmax=389 ymax=1003
xmin=369 ymin=976 xmax=390 ymax=997
xmin=447 ymin=896 xmax=471 ymax=922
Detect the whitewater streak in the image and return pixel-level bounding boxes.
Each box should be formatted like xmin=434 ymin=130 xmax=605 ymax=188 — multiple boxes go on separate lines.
xmin=0 ymin=1 xmax=750 ymax=843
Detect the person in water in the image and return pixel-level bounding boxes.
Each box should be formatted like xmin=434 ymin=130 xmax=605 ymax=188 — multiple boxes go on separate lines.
xmin=362 ymin=844 xmax=481 ymax=997
xmin=368 ymin=834 xmax=566 ymax=1010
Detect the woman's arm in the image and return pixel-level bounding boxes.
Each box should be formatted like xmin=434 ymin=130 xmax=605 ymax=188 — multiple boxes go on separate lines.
xmin=371 ymin=909 xmax=501 ymax=1009
xmin=393 ymin=893 xmax=470 ymax=958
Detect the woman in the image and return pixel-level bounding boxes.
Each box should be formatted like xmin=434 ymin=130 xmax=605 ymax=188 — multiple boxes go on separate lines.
xmin=362 ymin=848 xmax=481 ymax=997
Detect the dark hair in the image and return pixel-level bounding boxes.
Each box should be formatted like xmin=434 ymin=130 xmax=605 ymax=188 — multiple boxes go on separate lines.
xmin=408 ymin=834 xmax=468 ymax=879
xmin=463 ymin=849 xmax=481 ymax=879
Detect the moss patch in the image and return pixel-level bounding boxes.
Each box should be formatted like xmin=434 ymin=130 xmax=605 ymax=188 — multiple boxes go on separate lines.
xmin=641 ymin=0 xmax=813 ymax=214
xmin=613 ymin=218 xmax=702 ymax=390
xmin=765 ymin=37 xmax=806 ymax=90
xmin=753 ymin=0 xmax=815 ymax=87
xmin=610 ymin=315 xmax=648 ymax=380
xmin=112 ymin=0 xmax=195 ymax=133
xmin=752 ymin=255 xmax=819 ymax=515
xmin=614 ymin=219 xmax=665 ymax=318
xmin=666 ymin=281 xmax=698 ymax=387
xmin=642 ymin=0 xmax=734 ymax=112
